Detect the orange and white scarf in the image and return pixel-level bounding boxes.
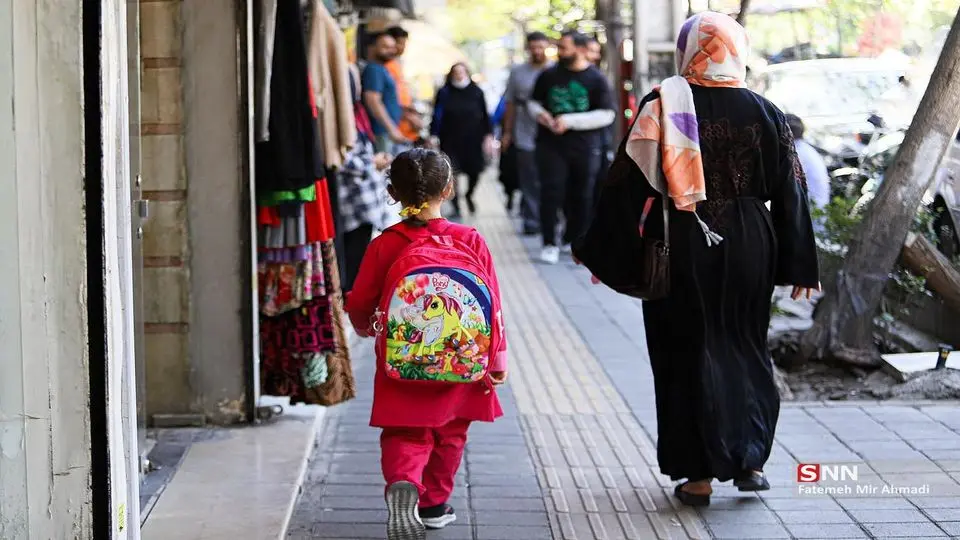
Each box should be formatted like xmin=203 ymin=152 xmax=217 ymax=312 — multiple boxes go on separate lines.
xmin=626 ymin=12 xmax=750 ymax=246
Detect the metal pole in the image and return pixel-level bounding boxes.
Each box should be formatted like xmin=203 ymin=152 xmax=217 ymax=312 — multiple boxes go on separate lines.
xmin=603 ymin=0 xmax=624 ymax=136
xmin=634 ymin=0 xmax=649 ymax=95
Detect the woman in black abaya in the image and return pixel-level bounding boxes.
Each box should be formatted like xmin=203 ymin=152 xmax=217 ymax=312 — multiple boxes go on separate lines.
xmin=579 ymin=12 xmax=819 ymax=507
xmin=430 ymin=63 xmax=493 ymax=217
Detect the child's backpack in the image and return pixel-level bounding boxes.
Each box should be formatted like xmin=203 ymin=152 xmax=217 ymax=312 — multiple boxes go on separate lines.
xmin=373 ymin=224 xmax=502 ymax=385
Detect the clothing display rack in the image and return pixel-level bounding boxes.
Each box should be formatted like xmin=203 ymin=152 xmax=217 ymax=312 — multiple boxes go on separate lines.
xmin=254 ymin=0 xmax=360 ymax=406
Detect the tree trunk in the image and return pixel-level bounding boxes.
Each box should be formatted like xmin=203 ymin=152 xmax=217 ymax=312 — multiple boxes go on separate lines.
xmin=801 ymin=8 xmax=960 ymax=364
xmin=736 ymin=0 xmax=752 ymax=25
xmin=901 ymin=232 xmax=960 ymax=313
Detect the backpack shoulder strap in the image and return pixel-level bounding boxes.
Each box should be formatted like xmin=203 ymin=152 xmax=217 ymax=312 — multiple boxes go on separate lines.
xmin=383 ymin=224 xmax=416 ymax=243
xmin=385 ymin=221 xmax=463 ymax=246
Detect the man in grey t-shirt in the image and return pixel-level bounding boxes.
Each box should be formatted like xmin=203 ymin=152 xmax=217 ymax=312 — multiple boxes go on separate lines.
xmin=502 ymin=32 xmax=552 ymax=235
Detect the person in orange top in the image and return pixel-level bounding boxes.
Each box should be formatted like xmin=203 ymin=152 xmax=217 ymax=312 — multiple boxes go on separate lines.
xmin=385 ymin=26 xmax=422 ymax=142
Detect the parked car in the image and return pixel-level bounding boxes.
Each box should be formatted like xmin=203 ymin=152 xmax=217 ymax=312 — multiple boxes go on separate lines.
xmin=927 ymin=133 xmax=960 ymax=258
xmin=751 ymin=58 xmax=908 ymax=171
xmin=852 ymin=127 xmax=960 ymax=259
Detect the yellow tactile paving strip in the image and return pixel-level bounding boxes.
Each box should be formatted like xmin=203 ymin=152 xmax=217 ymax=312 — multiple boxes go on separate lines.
xmin=469 ymin=180 xmax=710 ymax=540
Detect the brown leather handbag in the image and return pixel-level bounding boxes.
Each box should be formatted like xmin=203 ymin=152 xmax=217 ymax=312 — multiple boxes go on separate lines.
xmin=572 ymin=151 xmax=671 ymax=300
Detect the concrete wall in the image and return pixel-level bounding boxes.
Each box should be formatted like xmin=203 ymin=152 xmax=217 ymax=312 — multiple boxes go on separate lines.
xmin=139 ymin=0 xmax=252 ymax=424
xmin=181 ymin=0 xmax=254 ymax=424
xmin=0 ymin=0 xmax=119 ymax=536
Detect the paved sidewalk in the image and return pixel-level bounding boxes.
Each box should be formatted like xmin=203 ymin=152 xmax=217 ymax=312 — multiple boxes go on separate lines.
xmin=288 ymin=183 xmax=960 ymax=539
xmin=140 ymin=401 xmax=322 ymax=540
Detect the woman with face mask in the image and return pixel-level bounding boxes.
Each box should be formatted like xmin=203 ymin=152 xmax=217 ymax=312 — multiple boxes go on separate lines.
xmin=430 ymin=63 xmax=494 ymax=217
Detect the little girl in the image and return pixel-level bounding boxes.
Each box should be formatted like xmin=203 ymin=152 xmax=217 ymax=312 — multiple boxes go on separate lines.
xmin=345 ymin=148 xmax=508 ymax=539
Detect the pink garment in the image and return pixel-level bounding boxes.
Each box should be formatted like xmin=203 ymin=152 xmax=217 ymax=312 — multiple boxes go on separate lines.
xmin=346 ymin=219 xmax=507 ymax=428
xmin=380 ymin=418 xmax=471 ymax=508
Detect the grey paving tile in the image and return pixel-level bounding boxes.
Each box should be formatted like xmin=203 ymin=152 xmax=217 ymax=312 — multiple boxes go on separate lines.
xmin=470 ymin=497 xmax=547 ymax=512
xmin=890 ymin=424 xmax=958 ymax=440
xmin=469 ymin=525 xmax=552 ymax=540
xmin=760 ymin=486 xmax=808 ymax=499
xmin=469 ymin=485 xmax=542 ymax=499
xmin=319 ymin=483 xmax=383 ymax=497
xmin=867 ymin=462 xmax=937 ymax=477
xmin=923 ymin=507 xmax=960 ymax=521
xmin=934 ymin=460 xmax=960 ymax=473
xmin=762 ymin=497 xmax=843 ymax=511
xmin=940 ymin=521 xmax=960 ymax=536
xmin=707 ymin=522 xmax=791 ymax=539
xmin=879 ymin=472 xmax=960 ymax=487
xmin=776 ymin=509 xmax=854 ymax=524
xmin=910 ymin=438 xmax=960 ymax=451
xmin=785 ymin=523 xmax=870 ymax=539
xmin=312 ymin=509 xmax=386 ymax=523
xmin=318 ymin=496 xmax=386 ymax=510
xmin=911 ymin=496 xmax=960 ymax=509
xmin=473 ymin=511 xmax=550 ymax=527
xmin=464 ymin=474 xmax=541 ymax=487
xmin=699 ymin=495 xmax=768 ymax=511
xmin=861 ymin=521 xmax=947 ymax=537
xmin=837 ymin=497 xmax=916 ymax=510
xmin=700 ymin=508 xmax=780 ymax=525
xmin=309 ymin=522 xmax=386 ymax=538
xmin=323 ymin=472 xmax=384 ymax=485
xmin=848 ymin=508 xmax=930 ymax=523
xmin=428 ymin=526 xmax=474 ymax=540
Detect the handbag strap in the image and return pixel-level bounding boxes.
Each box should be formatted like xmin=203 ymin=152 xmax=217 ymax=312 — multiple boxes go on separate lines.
xmin=661 ymin=193 xmax=670 ymax=248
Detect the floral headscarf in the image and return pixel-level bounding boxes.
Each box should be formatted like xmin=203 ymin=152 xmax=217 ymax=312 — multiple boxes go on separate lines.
xmin=625 ymin=12 xmax=750 ymax=246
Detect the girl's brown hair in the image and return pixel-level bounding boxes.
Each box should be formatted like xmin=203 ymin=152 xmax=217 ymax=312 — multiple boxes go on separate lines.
xmin=388 ymin=148 xmax=453 ymax=209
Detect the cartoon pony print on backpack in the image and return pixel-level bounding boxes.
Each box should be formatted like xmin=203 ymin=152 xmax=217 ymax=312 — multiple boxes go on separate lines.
xmin=376 ymin=225 xmax=503 ymax=384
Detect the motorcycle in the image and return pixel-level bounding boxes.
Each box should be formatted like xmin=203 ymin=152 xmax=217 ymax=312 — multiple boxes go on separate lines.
xmin=827 ymin=114 xmax=902 ymax=201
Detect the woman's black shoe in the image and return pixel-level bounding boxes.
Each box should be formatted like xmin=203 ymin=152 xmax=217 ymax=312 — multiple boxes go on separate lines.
xmin=674 ymin=482 xmax=711 ymax=507
xmin=466 ymin=198 xmax=477 ymax=214
xmin=734 ymin=471 xmax=770 ymax=492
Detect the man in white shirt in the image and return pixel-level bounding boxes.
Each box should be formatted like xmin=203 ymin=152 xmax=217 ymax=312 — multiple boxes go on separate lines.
xmin=786 ymin=114 xmax=830 ymax=216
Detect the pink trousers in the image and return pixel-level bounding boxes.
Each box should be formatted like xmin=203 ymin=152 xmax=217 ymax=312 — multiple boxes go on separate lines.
xmin=380 ymin=418 xmax=470 ymax=508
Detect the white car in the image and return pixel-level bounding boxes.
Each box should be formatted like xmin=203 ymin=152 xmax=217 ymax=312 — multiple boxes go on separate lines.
xmin=751 ymin=58 xmax=908 ymax=168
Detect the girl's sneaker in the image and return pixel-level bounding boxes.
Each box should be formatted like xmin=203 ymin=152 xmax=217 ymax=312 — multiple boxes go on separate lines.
xmin=420 ymin=504 xmax=457 ymax=529
xmin=385 ymin=482 xmax=426 ymax=540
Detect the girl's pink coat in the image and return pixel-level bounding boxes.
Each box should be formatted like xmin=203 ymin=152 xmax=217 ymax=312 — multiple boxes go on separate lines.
xmin=345 ymin=219 xmax=507 ymax=428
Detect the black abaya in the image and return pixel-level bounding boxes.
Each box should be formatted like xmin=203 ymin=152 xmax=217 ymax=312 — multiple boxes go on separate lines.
xmin=431 ymin=83 xmax=491 ymax=178
xmin=632 ymin=87 xmax=819 ymax=482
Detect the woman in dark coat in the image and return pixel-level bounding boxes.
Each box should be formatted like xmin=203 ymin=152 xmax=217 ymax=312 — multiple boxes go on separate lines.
xmin=431 ymin=63 xmax=493 ymax=216
xmin=577 ymin=12 xmax=819 ymax=507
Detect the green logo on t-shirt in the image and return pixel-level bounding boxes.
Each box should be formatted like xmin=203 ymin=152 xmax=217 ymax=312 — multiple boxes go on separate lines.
xmin=548 ymin=81 xmax=590 ymax=114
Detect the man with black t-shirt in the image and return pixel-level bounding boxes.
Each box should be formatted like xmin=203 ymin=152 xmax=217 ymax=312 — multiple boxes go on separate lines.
xmin=529 ymin=31 xmax=615 ymax=265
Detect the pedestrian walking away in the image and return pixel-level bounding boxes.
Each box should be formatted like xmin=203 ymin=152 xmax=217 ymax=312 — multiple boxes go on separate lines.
xmin=583 ymin=35 xmax=616 ymax=204
xmin=344 ymin=149 xmax=508 ymax=539
xmin=431 ymin=63 xmax=494 ymax=217
xmin=502 ymin=32 xmax=552 ymax=236
xmin=385 ymin=26 xmax=424 ymax=145
xmin=528 ymin=30 xmax=615 ymax=264
xmin=362 ymin=32 xmax=406 ymax=154
xmin=576 ymin=12 xmax=820 ymax=507
xmin=786 ymin=114 xmax=831 ymax=214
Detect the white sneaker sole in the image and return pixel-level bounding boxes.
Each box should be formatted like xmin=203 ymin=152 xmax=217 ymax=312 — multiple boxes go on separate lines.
xmin=422 ymin=512 xmax=457 ymax=530
xmin=385 ymin=482 xmax=425 ymax=540
xmin=540 ymin=250 xmax=560 ymax=265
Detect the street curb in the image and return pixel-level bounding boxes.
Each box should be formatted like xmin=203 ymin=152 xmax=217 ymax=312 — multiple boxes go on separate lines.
xmin=278 ymin=405 xmax=326 ymax=540
xmin=278 ymin=321 xmax=358 ymax=539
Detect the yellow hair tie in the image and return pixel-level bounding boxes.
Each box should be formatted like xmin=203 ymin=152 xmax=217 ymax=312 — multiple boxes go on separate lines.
xmin=399 ymin=202 xmax=429 ymax=218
